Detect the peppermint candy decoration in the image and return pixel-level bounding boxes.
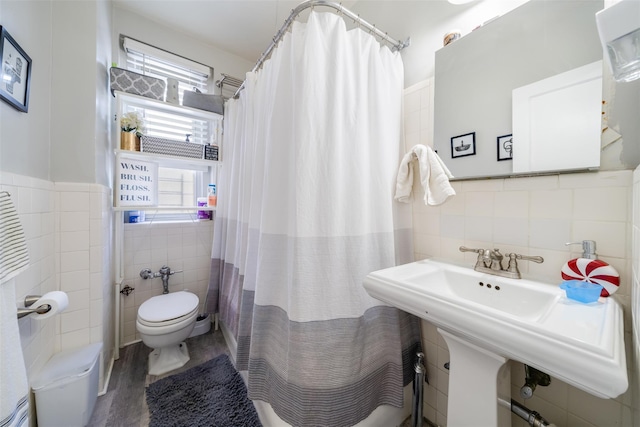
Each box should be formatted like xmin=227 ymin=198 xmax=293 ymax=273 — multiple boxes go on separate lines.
xmin=561 ymin=258 xmax=620 ymax=297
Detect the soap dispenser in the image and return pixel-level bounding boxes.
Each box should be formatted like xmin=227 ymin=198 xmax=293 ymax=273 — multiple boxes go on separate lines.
xmin=561 ymin=240 xmax=620 ymax=297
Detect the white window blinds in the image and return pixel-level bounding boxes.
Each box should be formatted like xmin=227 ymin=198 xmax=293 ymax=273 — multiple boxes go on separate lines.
xmin=123 ymin=37 xmax=211 ymax=96
xmin=121 ymin=37 xmax=215 ymax=145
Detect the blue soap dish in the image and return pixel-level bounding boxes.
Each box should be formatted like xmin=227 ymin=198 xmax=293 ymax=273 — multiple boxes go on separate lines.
xmin=560 ymin=280 xmax=603 ymax=303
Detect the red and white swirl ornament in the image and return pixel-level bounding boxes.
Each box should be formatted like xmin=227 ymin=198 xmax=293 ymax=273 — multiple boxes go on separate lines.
xmin=561 ymin=258 xmax=620 ymax=297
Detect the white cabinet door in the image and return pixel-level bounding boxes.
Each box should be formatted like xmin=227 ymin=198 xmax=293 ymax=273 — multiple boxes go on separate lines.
xmin=512 ymin=61 xmax=602 ymax=174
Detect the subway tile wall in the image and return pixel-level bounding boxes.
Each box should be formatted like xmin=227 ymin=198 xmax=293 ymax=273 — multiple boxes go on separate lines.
xmin=0 ymin=172 xmax=114 ymax=419
xmin=56 ymin=182 xmax=114 ymax=390
xmin=632 ymin=167 xmax=640 ymax=425
xmin=120 ymin=219 xmax=214 ymax=345
xmin=405 ymin=80 xmax=637 ymax=426
xmin=1 ymin=172 xmax=57 ymax=383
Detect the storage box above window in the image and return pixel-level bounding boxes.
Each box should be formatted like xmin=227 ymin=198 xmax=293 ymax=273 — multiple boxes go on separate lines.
xmin=110 ymin=67 xmax=166 ymax=101
xmin=183 ymin=90 xmax=224 ymax=115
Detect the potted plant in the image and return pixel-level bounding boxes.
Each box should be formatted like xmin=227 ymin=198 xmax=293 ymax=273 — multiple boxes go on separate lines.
xmin=120 ymin=111 xmax=145 ymax=151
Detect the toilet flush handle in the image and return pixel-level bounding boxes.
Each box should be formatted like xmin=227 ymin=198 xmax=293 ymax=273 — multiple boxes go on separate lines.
xmin=159 ymin=265 xmax=183 ymax=277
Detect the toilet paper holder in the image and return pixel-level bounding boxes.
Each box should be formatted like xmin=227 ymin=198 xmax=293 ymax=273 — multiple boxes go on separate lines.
xmin=17 ymin=295 xmax=52 ymax=319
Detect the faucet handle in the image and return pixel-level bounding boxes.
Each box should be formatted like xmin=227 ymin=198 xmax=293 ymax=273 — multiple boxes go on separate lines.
xmin=460 ymin=247 xmax=487 ymax=268
xmin=460 ymin=246 xmax=483 ymax=254
xmin=516 ymin=254 xmax=544 ymax=264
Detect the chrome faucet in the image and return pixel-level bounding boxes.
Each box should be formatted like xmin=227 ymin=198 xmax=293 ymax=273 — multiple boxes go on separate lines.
xmin=140 ymin=265 xmax=183 ymax=294
xmin=460 ymin=246 xmax=543 ymax=279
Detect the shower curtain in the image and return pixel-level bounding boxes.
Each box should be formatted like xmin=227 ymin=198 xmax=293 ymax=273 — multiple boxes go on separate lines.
xmin=206 ymin=11 xmax=421 ymax=427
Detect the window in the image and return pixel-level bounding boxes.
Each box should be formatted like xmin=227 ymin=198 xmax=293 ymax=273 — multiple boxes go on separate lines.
xmin=120 ymin=36 xmax=218 ymax=221
xmin=122 ymin=37 xmax=215 ymax=145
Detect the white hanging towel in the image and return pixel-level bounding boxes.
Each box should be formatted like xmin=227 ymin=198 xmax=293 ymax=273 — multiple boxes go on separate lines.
xmin=0 ymin=192 xmax=29 ymax=282
xmin=395 ymin=144 xmax=456 ymax=206
xmin=0 ymin=191 xmax=30 ymax=427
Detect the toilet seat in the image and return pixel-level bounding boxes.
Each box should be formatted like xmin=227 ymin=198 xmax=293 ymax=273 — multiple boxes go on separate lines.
xmin=137 ymin=291 xmax=199 ymax=326
xmin=137 ymin=307 xmax=198 ymax=327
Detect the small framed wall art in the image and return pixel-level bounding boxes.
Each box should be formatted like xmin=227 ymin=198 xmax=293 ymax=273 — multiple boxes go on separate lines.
xmin=451 ymin=132 xmax=476 ymax=158
xmin=0 ymin=26 xmax=32 ymax=112
xmin=497 ymin=134 xmax=513 ymax=161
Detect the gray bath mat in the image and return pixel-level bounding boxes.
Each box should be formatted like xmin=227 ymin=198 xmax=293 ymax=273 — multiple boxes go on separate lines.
xmin=146 ymin=354 xmax=262 ymax=427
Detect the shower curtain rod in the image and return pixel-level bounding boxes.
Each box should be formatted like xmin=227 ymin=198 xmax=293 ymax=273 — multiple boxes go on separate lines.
xmin=233 ymin=0 xmax=411 ymax=98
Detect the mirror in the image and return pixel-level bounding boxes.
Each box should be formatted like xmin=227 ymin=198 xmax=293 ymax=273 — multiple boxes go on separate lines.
xmin=433 ymin=0 xmax=604 ymax=180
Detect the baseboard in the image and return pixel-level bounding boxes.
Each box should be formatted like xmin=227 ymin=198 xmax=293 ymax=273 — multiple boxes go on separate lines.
xmin=121 ymin=338 xmax=142 ymax=347
xmin=218 ymin=320 xmax=237 ymax=366
xmin=99 ymin=356 xmax=115 ymax=396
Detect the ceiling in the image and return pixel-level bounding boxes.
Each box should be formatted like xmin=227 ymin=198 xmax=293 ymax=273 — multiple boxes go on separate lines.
xmin=111 ymin=0 xmax=463 ymax=65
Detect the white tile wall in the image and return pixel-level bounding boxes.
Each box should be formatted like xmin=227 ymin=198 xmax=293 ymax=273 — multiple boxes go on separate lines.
xmin=405 ymin=81 xmax=638 ymax=426
xmin=120 ymin=219 xmax=214 ymax=344
xmin=0 ymin=172 xmax=114 ymax=411
xmin=631 ymin=167 xmax=640 ymax=425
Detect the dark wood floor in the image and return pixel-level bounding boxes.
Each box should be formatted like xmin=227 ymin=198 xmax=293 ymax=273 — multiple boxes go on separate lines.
xmin=88 ymin=328 xmax=426 ymax=427
xmin=88 ymin=328 xmax=230 ymax=427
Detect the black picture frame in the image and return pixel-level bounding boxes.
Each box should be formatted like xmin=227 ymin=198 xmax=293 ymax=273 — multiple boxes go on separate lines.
xmin=0 ymin=26 xmax=32 ymax=112
xmin=497 ymin=134 xmax=513 ymax=161
xmin=451 ymin=132 xmax=476 ymax=158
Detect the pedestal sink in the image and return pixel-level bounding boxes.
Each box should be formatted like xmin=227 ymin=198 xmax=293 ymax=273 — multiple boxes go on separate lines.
xmin=363 ymin=258 xmax=627 ymax=427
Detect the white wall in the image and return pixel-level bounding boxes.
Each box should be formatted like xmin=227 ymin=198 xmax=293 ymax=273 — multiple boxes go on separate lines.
xmin=631 ymin=166 xmax=640 ymax=424
xmin=0 ymin=0 xmax=53 ymax=180
xmin=109 ymin=3 xmax=252 ymax=347
xmin=120 ymin=220 xmax=214 ymax=345
xmin=351 ymin=0 xmax=527 ymax=87
xmin=50 ymin=0 xmax=114 ymax=186
xmin=405 ymin=80 xmax=636 ymax=426
xmin=111 ymin=6 xmax=254 ymax=93
xmin=0 ymin=2 xmax=115 ymax=423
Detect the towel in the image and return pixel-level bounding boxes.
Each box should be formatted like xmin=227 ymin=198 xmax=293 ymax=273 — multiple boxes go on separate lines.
xmin=0 ymin=192 xmax=29 ymax=283
xmin=395 ymin=145 xmax=456 ymax=206
xmin=0 ymin=282 xmax=30 ymax=427
xmin=0 ymin=191 xmax=30 ymax=427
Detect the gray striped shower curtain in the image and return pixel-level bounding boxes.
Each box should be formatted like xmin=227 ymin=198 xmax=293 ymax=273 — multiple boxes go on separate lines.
xmin=206 ymin=11 xmax=421 ymax=427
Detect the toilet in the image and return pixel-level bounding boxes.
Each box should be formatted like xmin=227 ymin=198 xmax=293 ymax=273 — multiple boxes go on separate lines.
xmin=136 ymin=291 xmax=200 ymax=375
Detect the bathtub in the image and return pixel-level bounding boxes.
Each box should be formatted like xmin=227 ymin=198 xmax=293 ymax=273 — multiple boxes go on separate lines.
xmin=220 ymin=320 xmax=412 ymax=427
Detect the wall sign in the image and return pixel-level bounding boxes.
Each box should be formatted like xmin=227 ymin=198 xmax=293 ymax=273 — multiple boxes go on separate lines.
xmin=0 ymin=26 xmax=32 ymax=112
xmin=115 ymin=156 xmax=158 ymax=207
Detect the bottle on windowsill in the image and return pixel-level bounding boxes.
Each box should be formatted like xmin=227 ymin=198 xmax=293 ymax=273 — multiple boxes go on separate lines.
xmin=207 ymin=184 xmax=217 ymax=207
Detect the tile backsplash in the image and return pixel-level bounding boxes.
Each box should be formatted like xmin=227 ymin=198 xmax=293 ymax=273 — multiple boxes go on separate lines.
xmin=405 ymin=80 xmax=636 ymax=426
xmin=120 ymin=219 xmax=214 ymax=345
xmin=0 ymin=172 xmax=114 ymax=423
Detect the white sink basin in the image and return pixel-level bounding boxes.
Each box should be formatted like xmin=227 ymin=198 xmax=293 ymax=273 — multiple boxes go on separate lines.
xmin=363 ymin=258 xmax=628 ymax=400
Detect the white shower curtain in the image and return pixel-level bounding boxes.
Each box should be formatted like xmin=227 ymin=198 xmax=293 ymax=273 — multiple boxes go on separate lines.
xmin=206 ymin=12 xmax=421 ymax=426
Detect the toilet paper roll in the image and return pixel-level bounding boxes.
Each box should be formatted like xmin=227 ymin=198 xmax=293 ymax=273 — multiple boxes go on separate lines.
xmin=30 ymin=291 xmax=69 ymax=320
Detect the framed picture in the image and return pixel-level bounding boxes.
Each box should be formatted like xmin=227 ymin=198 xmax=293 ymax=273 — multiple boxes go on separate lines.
xmin=497 ymin=134 xmax=513 ymax=161
xmin=0 ymin=26 xmax=32 ymax=112
xmin=451 ymin=132 xmax=476 ymax=158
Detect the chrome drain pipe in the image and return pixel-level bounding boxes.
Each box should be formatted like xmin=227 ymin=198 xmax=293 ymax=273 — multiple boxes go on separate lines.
xmin=411 ymin=352 xmax=428 ymax=427
xmin=501 ymin=398 xmax=556 ymax=427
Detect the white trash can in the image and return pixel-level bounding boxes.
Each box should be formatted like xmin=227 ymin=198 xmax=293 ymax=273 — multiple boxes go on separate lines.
xmin=31 ymin=342 xmax=102 ymax=427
